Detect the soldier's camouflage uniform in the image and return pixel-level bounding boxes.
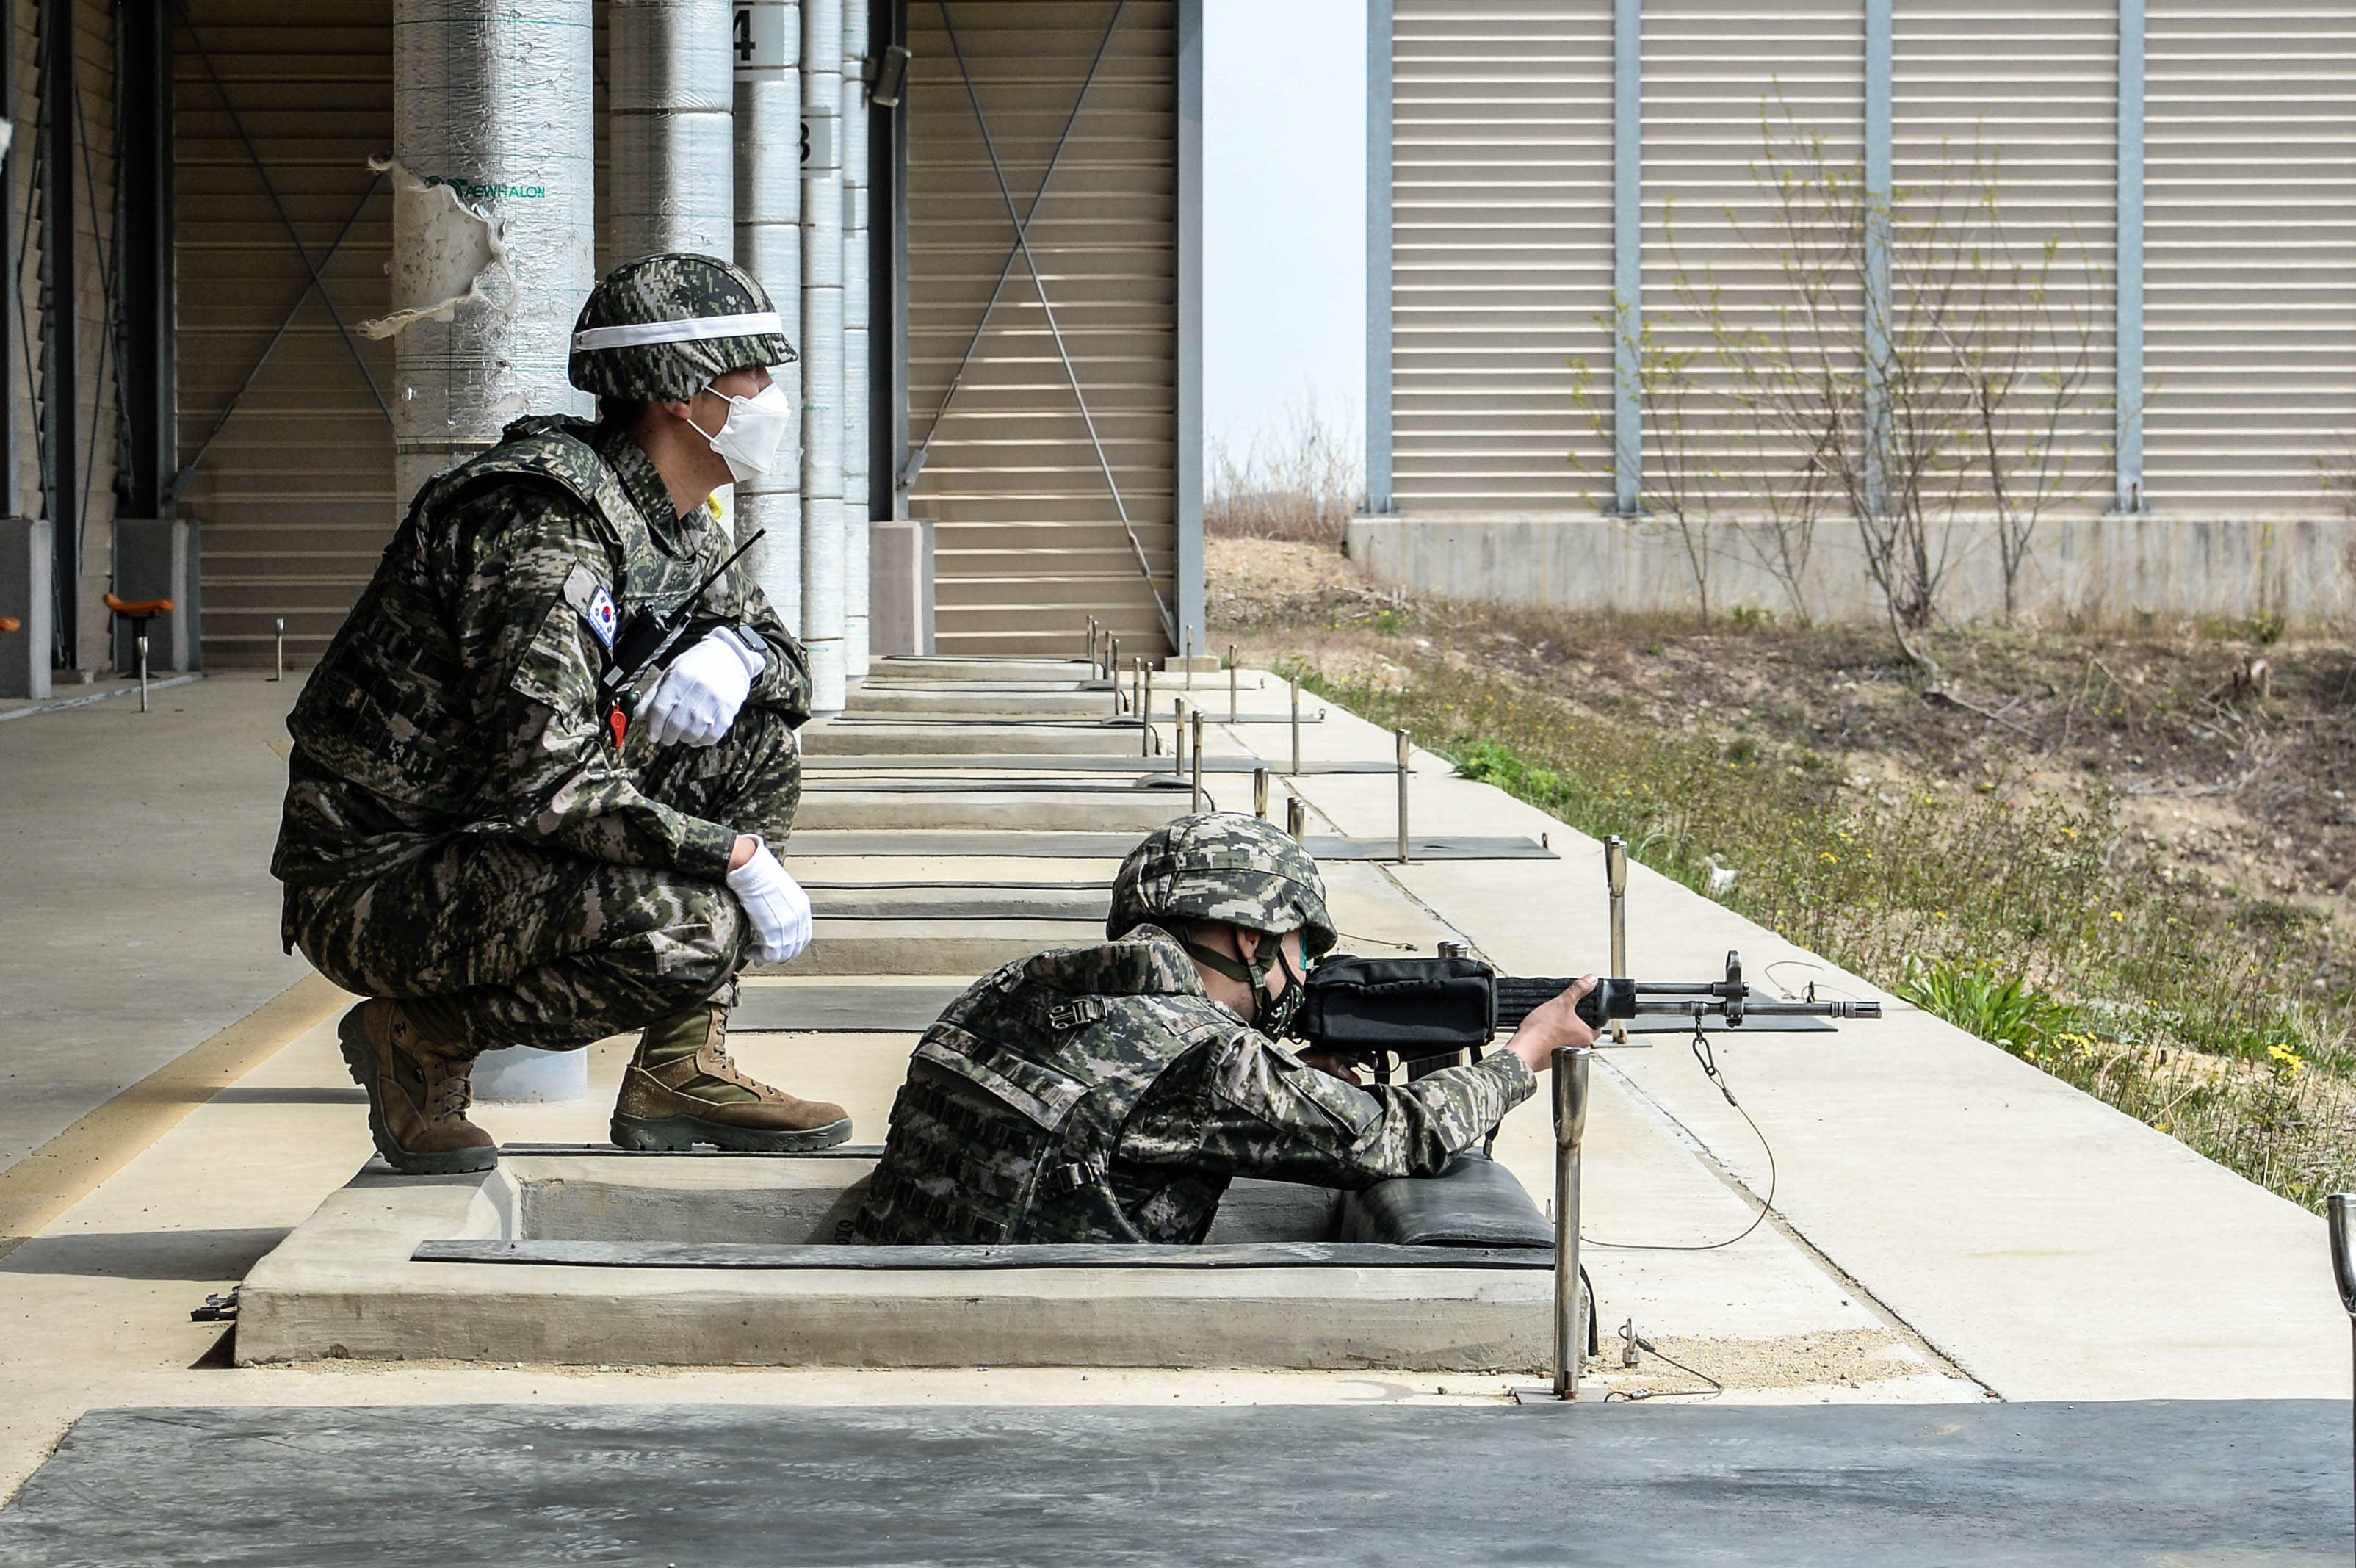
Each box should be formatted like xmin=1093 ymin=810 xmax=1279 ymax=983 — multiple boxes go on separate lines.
xmin=273 ymin=411 xmax=809 ymax=1050
xmin=853 ymin=815 xmax=1537 ymax=1244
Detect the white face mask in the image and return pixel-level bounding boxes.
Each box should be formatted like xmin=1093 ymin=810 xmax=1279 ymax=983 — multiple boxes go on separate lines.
xmin=690 ymin=380 xmax=793 ymax=483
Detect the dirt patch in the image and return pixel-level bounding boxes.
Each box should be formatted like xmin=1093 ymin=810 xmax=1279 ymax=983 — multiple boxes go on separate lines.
xmin=1210 ymin=538 xmax=2356 ymax=933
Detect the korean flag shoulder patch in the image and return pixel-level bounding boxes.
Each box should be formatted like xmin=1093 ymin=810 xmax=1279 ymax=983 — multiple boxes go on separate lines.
xmin=583 ymin=585 xmax=619 ymax=649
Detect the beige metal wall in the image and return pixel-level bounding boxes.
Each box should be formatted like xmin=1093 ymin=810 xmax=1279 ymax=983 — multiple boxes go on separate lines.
xmin=1637 ymin=0 xmax=1863 ymax=507
xmin=1387 ymin=0 xmax=2356 ymax=521
xmin=1390 ymin=0 xmax=1613 ymax=511
xmin=903 ymin=0 xmax=1179 ymax=657
xmin=2145 ymin=0 xmax=2356 ymax=511
xmin=174 ymin=0 xmax=396 ymax=669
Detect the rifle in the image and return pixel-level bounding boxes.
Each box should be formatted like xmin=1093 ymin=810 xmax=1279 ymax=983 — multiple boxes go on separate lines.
xmin=596 ymin=528 xmax=765 ymax=747
xmin=1291 ymin=950 xmax=1880 ymax=1080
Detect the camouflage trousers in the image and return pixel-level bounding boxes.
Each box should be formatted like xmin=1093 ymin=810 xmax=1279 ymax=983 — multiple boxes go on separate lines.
xmin=288 ymin=705 xmax=802 ymax=1051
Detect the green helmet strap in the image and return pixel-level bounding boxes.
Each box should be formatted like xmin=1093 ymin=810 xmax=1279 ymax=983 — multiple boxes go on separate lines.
xmin=1176 ymin=923 xmax=1304 ymax=1036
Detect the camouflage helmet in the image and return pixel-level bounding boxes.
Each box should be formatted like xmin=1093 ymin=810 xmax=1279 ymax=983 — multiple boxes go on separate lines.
xmin=568 ymin=253 xmax=798 ymax=402
xmin=1107 ymin=813 xmax=1337 ymax=957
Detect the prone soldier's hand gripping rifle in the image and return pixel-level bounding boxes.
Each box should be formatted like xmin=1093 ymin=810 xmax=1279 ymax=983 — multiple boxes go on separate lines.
xmin=1291 ymin=950 xmax=1882 ymax=1081
xmin=596 ymin=528 xmax=765 ymax=748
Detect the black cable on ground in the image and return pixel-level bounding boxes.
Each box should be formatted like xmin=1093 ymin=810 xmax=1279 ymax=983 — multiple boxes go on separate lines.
xmin=1582 ymin=1025 xmax=1779 ymax=1253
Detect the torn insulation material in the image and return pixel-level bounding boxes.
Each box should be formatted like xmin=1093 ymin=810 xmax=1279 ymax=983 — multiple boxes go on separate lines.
xmin=358 ymin=156 xmax=513 ymax=339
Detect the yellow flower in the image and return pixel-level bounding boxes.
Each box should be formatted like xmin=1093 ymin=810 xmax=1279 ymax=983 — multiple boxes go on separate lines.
xmin=1819 ymin=852 xmax=1839 ymax=864
xmin=2267 ymin=1044 xmax=2305 ymax=1075
xmin=2109 ymin=911 xmax=2123 ymax=922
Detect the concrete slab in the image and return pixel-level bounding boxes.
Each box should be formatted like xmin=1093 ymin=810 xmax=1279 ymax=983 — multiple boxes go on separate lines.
xmin=235 ymin=1153 xmax=1558 ymax=1370
xmin=0 ymin=672 xmax=313 ymax=1168
xmin=801 ymin=719 xmax=1141 ymax=756
xmin=848 ymin=687 xmax=1121 ymax=717
xmin=762 ymin=920 xmax=1105 ymax=976
xmin=2 ymin=1401 xmax=2341 ymax=1567
xmin=792 ymin=790 xmax=1190 ymax=833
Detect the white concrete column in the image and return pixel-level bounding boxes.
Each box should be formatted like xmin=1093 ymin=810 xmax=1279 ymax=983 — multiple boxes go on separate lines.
xmin=384 ymin=0 xmax=596 ymax=510
xmin=734 ymin=0 xmax=804 ymax=623
xmin=842 ymin=0 xmax=871 ymax=680
xmin=800 ymin=0 xmax=846 ymax=712
xmin=609 ymin=0 xmax=735 ymax=258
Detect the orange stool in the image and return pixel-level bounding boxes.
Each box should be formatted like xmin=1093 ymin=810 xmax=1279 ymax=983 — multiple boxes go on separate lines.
xmin=105 ymin=593 xmax=174 ymax=712
xmin=0 ymin=616 xmax=18 ymax=634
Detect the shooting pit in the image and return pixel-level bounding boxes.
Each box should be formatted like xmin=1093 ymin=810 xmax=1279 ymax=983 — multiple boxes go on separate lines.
xmin=233 ymin=1149 xmax=1558 ymax=1370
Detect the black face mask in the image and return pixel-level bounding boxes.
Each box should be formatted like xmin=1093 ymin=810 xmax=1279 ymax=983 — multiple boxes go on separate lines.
xmin=1179 ymin=926 xmax=1306 ymax=1036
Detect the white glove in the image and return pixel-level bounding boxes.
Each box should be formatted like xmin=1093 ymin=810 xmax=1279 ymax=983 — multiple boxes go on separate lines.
xmin=641 ymin=629 xmax=763 ymax=747
xmin=726 ymin=838 xmax=813 ymax=964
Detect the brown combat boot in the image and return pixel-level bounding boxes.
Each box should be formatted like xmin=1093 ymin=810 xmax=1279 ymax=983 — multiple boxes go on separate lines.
xmin=611 ymin=1002 xmax=852 ymax=1152
xmin=336 ymin=998 xmax=498 ymax=1174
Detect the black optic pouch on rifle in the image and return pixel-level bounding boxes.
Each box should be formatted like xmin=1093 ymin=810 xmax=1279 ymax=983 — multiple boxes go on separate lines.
xmin=1291 ymin=954 xmax=1500 ymax=1074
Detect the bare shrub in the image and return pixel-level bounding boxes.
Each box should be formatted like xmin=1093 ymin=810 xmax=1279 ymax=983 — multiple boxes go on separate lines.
xmin=1207 ymin=402 xmax=1365 ymax=542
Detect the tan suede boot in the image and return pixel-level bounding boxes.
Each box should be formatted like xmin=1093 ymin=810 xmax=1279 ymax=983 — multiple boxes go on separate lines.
xmin=336 ymin=998 xmax=497 ymax=1174
xmin=611 ymin=1002 xmax=852 ymax=1152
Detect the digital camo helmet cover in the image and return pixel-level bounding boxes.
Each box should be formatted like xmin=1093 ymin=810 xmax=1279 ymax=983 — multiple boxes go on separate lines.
xmin=568 ymin=253 xmax=798 ymax=402
xmin=1107 ymin=813 xmax=1337 ymax=958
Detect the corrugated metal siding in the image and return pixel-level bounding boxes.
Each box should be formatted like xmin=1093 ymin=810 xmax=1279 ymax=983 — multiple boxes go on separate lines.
xmin=1390 ymin=0 xmax=1613 ymax=511
xmin=2145 ymin=1 xmax=2356 ymax=511
xmin=1894 ymin=0 xmax=2117 ymax=501
xmin=903 ymin=0 xmax=1179 ymax=656
xmin=1639 ymin=0 xmax=1863 ymax=503
xmin=175 ymin=0 xmax=394 ymax=668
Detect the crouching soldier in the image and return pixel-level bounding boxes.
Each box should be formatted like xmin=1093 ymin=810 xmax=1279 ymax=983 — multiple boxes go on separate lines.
xmin=851 ymin=814 xmax=1597 ymax=1243
xmin=272 ymin=253 xmax=852 ymax=1173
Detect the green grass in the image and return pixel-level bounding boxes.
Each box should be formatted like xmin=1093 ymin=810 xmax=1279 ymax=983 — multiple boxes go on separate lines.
xmin=1296 ymin=658 xmax=2356 ymax=1209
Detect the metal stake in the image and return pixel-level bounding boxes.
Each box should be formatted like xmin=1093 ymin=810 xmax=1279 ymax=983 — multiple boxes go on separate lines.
xmin=1254 ymin=767 xmax=1270 ymax=820
xmin=2330 ymin=1192 xmax=2356 ymax=1553
xmin=1190 ymin=709 xmax=1204 ymax=813
xmin=136 ymin=634 xmax=150 ymax=713
xmin=1173 ymin=698 xmax=1188 ymax=775
xmin=1228 ymin=644 xmax=1239 ymax=723
xmin=1085 ymin=615 xmax=1097 ymax=671
xmin=1605 ymin=836 xmax=1630 ymax=1045
xmin=1184 ymin=624 xmax=1194 ymax=688
xmin=1289 ymin=678 xmax=1302 ymax=775
xmin=1553 ymin=1045 xmax=1593 ymax=1400
xmin=1141 ymin=660 xmax=1154 ymax=756
xmin=1395 ymin=728 xmax=1412 ymax=862
xmin=270 ymin=618 xmax=285 ymax=682
xmin=1285 ymin=794 xmax=1306 ymax=842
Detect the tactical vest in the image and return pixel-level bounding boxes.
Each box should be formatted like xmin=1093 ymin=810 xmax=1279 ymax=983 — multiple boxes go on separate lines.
xmin=851 ymin=930 xmax=1239 ymax=1245
xmin=287 ymin=417 xmax=646 ymax=812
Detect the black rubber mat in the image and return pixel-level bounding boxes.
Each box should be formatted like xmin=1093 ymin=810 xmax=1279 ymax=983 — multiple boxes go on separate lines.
xmin=0 ymin=1401 xmax=2338 ymax=1565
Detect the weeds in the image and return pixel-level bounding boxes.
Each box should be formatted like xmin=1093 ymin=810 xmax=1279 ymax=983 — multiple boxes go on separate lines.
xmin=1293 ymin=657 xmax=2356 ymax=1209
xmin=1207 ymin=402 xmax=1364 ymax=543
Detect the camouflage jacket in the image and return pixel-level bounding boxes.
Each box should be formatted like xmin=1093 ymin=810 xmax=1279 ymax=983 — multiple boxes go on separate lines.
xmin=853 ymin=923 xmax=1537 ymax=1245
xmin=272 ymin=416 xmax=809 ymax=889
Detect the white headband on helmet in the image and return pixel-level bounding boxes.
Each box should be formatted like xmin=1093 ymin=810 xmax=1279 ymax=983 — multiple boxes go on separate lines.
xmin=571 ymin=311 xmax=783 ymax=353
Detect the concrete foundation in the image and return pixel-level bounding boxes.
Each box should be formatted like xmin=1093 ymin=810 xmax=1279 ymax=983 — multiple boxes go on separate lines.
xmin=237 ymin=1152 xmax=1555 ymax=1370
xmin=1349 ymin=510 xmax=2356 ymax=626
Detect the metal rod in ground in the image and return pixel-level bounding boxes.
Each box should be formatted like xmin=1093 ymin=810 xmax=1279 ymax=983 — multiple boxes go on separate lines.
xmin=1605 ymin=835 xmax=1630 ymax=1045
xmin=137 ymin=635 xmax=150 ymax=713
xmin=1395 ymin=728 xmax=1411 ymax=863
xmin=1190 ymin=709 xmax=1204 ymax=812
xmin=1554 ymin=1044 xmax=1593 ymax=1400
xmin=1173 ymin=699 xmax=1188 ymax=776
xmin=1141 ymin=660 xmax=1153 ymax=756
xmin=1184 ymin=624 xmax=1194 ymax=688
xmin=271 ymin=618 xmax=285 ymax=682
xmin=1228 ymin=644 xmax=1239 ymax=723
xmin=1254 ymin=766 xmax=1270 ymax=819
xmin=2328 ymin=1193 xmax=2356 ymax=1550
xmin=1290 ymin=679 xmax=1302 ymax=774
xmin=1085 ymin=615 xmax=1096 ymax=671
xmin=1285 ymin=793 xmax=1305 ymax=842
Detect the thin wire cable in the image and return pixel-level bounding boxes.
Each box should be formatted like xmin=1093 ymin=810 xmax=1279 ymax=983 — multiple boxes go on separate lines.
xmin=1583 ymin=1024 xmax=1779 ymax=1252
xmin=1605 ymin=1336 xmax=1725 ymax=1402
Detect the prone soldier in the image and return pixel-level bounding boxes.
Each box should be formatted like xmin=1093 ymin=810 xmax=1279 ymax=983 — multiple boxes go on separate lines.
xmin=272 ymin=252 xmax=851 ymax=1174
xmin=851 ymin=814 xmax=1597 ymax=1244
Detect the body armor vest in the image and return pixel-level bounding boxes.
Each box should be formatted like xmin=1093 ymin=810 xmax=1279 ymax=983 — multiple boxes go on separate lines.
xmin=852 ymin=931 xmax=1236 ymax=1245
xmin=289 ymin=417 xmax=663 ymax=812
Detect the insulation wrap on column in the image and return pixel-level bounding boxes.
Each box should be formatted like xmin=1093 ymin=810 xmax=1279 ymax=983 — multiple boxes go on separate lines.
xmin=841 ymin=0 xmax=870 ymax=679
xmin=609 ymin=0 xmax=734 ymax=258
xmin=799 ymin=0 xmax=846 ymax=712
xmin=735 ymin=0 xmax=803 ymax=624
xmin=380 ymin=0 xmax=596 ymax=510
